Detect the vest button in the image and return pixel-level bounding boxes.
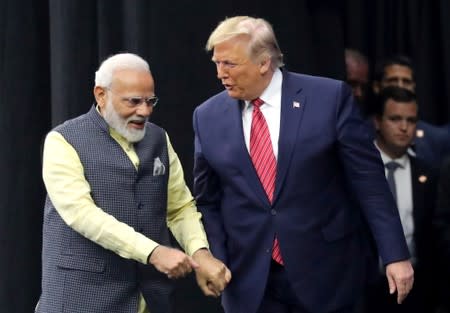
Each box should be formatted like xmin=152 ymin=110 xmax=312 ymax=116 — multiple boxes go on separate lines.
xmin=138 ymin=203 xmax=143 ymax=210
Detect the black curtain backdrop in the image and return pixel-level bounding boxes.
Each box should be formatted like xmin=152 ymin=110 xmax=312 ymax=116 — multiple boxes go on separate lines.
xmin=1 ymin=1 xmax=449 ymax=312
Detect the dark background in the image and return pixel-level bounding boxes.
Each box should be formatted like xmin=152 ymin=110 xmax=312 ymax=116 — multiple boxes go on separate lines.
xmin=1 ymin=0 xmax=449 ymax=312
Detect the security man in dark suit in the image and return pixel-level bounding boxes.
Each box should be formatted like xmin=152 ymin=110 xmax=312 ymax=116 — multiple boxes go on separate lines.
xmin=366 ymin=86 xmax=438 ymax=313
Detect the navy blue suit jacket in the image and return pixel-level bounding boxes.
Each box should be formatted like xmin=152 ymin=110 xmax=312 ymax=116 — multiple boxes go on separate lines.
xmin=193 ymin=71 xmax=409 ymax=313
xmin=409 ymin=155 xmax=437 ymax=272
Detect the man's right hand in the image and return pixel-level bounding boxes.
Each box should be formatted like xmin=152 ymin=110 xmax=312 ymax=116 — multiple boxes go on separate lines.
xmin=148 ymin=245 xmax=199 ymax=279
xmin=192 ymin=248 xmax=232 ymax=297
xmin=385 ymin=260 xmax=414 ymax=304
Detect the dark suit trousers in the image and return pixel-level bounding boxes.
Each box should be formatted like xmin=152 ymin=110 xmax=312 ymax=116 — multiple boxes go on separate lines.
xmin=256 ymin=261 xmax=355 ymax=313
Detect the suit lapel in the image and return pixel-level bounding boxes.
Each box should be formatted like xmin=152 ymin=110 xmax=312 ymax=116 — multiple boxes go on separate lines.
xmin=224 ymin=71 xmax=307 ymax=206
xmin=410 ymin=157 xmax=421 ymax=210
xmin=274 ymin=72 xmax=306 ymax=203
xmin=409 ymin=156 xmax=427 ymax=225
xmin=224 ymin=97 xmax=269 ymax=206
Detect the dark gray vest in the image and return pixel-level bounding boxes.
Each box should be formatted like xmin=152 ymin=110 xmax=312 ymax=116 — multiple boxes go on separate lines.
xmin=38 ymin=106 xmax=173 ymax=313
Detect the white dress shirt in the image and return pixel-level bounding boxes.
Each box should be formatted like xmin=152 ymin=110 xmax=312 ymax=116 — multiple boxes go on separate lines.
xmin=375 ymin=143 xmax=416 ymax=264
xmin=242 ymin=69 xmax=282 ymax=159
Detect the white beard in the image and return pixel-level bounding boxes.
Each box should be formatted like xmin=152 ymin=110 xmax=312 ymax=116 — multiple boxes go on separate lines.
xmin=103 ymin=99 xmax=147 ymax=143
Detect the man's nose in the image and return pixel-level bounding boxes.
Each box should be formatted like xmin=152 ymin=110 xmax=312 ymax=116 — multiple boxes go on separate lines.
xmin=136 ymin=103 xmax=153 ymax=117
xmin=399 ymin=119 xmax=408 ymax=130
xmin=216 ymin=64 xmax=228 ymax=79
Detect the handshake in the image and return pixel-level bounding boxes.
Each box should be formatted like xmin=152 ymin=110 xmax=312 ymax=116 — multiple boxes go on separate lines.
xmin=148 ymin=246 xmax=231 ymax=297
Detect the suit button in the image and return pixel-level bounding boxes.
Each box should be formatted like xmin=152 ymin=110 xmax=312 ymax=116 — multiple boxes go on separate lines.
xmin=270 ymin=209 xmax=277 ymax=215
xmin=138 ymin=203 xmax=143 ymax=210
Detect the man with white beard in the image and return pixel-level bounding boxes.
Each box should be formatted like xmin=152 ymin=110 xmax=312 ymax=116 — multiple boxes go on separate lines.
xmin=36 ymin=53 xmax=231 ymax=313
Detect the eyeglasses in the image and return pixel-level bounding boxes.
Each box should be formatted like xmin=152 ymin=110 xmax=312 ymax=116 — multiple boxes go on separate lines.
xmin=106 ymin=88 xmax=159 ymax=107
xmin=121 ymin=96 xmax=159 ymax=108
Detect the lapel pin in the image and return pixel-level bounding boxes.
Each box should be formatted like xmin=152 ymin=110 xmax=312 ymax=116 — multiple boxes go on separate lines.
xmin=418 ymin=175 xmax=427 ymax=183
xmin=416 ymin=129 xmax=424 ymax=138
xmin=293 ymin=101 xmax=300 ymax=108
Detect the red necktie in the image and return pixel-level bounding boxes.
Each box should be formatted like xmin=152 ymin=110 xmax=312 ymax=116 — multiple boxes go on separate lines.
xmin=250 ymin=98 xmax=283 ymax=265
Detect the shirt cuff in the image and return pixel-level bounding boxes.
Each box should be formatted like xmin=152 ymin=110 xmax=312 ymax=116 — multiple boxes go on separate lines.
xmin=185 ymin=239 xmax=210 ymax=257
xmin=134 ymin=232 xmax=159 ymax=264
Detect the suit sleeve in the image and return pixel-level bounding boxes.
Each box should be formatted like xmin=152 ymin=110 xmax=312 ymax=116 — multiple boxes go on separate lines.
xmin=192 ymin=108 xmax=228 ymax=263
xmin=335 ymin=82 xmax=410 ymax=265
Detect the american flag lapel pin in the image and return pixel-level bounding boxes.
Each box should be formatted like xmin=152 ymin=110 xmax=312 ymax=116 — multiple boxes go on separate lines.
xmin=293 ymin=101 xmax=300 ymax=108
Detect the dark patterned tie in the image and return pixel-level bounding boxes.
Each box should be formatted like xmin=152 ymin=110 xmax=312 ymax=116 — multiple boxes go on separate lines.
xmin=385 ymin=161 xmax=401 ymax=203
xmin=250 ymin=98 xmax=283 ymax=265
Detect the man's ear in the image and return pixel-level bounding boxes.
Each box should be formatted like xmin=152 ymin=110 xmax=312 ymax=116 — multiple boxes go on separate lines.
xmin=259 ymin=56 xmax=272 ymax=75
xmin=94 ymin=86 xmax=107 ymax=110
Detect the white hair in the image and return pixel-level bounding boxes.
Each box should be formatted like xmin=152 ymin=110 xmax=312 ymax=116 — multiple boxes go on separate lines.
xmin=95 ymin=53 xmax=150 ymax=88
xmin=206 ymin=16 xmax=284 ymax=69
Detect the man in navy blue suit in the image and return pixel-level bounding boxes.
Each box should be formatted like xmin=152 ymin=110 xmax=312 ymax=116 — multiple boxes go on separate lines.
xmin=366 ymin=86 xmax=437 ymax=313
xmin=193 ymin=16 xmax=414 ymax=313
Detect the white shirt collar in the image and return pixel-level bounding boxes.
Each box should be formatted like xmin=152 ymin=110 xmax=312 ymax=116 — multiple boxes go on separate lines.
xmin=243 ymin=69 xmax=282 ymax=110
xmin=374 ymin=141 xmax=409 ymax=168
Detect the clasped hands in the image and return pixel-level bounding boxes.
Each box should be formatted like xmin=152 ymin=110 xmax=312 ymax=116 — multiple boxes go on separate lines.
xmin=148 ymin=246 xmax=231 ymax=297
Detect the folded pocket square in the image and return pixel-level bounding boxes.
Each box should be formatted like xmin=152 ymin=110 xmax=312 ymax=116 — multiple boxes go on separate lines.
xmin=153 ymin=157 xmax=166 ymax=176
